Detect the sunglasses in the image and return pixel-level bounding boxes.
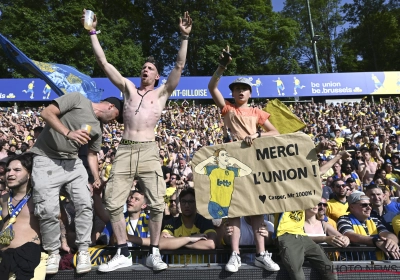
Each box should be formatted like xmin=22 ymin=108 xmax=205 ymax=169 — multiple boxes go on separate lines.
xmin=357 ymin=203 xmax=372 ymax=208
xmin=318 ymin=202 xmax=328 ymax=207
xmin=335 ymin=184 xmax=347 ymax=188
xmin=180 ymin=199 xmax=195 ymax=205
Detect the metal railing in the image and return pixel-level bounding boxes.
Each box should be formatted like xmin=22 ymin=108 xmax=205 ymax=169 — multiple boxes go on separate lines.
xmin=99 ymin=245 xmax=388 ymax=266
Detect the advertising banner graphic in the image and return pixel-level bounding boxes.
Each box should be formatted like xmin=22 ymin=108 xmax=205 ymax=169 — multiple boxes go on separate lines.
xmin=1 ymin=34 xmax=400 ymax=101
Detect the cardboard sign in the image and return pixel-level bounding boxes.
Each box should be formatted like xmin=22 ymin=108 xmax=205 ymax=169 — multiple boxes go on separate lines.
xmin=192 ymin=132 xmax=321 ymax=219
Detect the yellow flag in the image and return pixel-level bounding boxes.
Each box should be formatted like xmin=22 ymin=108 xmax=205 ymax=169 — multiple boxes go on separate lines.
xmin=264 ymin=99 xmax=306 ymax=134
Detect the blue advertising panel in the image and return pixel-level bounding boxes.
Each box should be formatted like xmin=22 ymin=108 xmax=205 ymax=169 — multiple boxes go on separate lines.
xmin=1 ymin=72 xmax=399 ymax=102
xmin=1 ymin=33 xmax=399 ymax=102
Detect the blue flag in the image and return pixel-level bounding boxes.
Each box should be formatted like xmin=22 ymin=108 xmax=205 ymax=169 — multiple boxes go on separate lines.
xmin=0 ymin=34 xmax=103 ymax=102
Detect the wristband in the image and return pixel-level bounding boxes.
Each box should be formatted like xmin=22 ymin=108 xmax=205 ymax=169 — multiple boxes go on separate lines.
xmin=372 ymin=237 xmax=380 ymax=246
xmin=213 ymin=71 xmax=222 ymax=79
xmin=65 ymin=130 xmax=71 ymax=140
xmin=181 ymin=35 xmax=189 ymax=40
xmin=89 ymin=30 xmax=101 ymax=35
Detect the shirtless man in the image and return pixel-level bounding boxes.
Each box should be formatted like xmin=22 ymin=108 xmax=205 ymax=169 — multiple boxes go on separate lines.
xmin=358 ymin=149 xmax=377 ymax=186
xmin=0 ymin=154 xmax=42 ymax=279
xmin=83 ymin=10 xmax=192 ymax=272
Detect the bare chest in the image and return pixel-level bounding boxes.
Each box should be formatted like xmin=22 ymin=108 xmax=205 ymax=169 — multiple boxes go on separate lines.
xmin=1 ymin=199 xmax=40 ymax=249
xmin=3 ymin=199 xmax=37 ymax=228
xmin=125 ymin=91 xmax=162 ymax=121
xmin=365 ymin=163 xmax=377 ymax=173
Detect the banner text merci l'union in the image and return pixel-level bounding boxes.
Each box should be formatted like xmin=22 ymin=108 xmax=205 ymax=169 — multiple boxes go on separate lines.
xmin=253 ymin=144 xmax=317 ymax=184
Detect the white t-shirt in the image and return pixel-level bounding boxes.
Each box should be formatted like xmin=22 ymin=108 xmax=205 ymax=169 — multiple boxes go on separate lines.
xmin=126 ymin=218 xmax=150 ymax=247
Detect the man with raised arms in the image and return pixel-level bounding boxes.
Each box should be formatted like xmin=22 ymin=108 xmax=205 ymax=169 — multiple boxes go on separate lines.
xmin=83 ymin=10 xmax=192 ymax=272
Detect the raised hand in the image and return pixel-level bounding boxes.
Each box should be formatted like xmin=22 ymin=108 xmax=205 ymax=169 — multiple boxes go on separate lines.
xmin=81 ymin=9 xmax=98 ymax=30
xmin=219 ymin=45 xmax=232 ymax=67
xmin=339 ymin=150 xmax=351 ymax=160
xmin=179 ymin=11 xmax=192 ymax=36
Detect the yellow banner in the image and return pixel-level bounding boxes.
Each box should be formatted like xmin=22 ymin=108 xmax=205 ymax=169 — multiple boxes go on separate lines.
xmin=264 ymin=99 xmax=306 ymax=134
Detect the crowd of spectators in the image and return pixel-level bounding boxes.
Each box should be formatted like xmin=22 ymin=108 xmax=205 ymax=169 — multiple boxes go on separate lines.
xmin=2 ymin=96 xmax=400 ymax=275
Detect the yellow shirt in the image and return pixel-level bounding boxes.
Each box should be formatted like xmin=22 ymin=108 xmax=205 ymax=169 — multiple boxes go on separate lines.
xmin=321 ymin=168 xmax=334 ymax=181
xmin=327 ymin=216 xmax=337 ymax=230
xmin=162 ymin=157 xmax=169 ymax=166
xmin=162 ymin=214 xmax=216 ymax=264
xmin=392 ymin=214 xmax=400 ymax=236
xmin=386 ymin=173 xmax=400 ymax=184
xmin=101 ymin=163 xmax=112 ymax=180
xmin=326 ymin=198 xmax=348 ymax=222
xmin=334 ymin=137 xmax=345 ymax=148
xmin=204 ymin=166 xmax=239 ymax=207
xmin=274 ymin=211 xmax=306 ymax=237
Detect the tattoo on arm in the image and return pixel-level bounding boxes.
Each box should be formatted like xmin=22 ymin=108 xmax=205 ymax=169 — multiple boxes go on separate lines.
xmin=32 ymin=235 xmax=40 ymax=242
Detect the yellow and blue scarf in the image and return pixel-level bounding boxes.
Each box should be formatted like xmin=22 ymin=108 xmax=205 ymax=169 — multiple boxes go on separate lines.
xmin=0 ymin=189 xmax=32 ymax=245
xmin=126 ymin=212 xmax=150 ymax=246
xmin=349 ymin=214 xmax=384 ymax=260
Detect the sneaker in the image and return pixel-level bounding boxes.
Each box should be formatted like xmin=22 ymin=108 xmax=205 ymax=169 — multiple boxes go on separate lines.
xmin=146 ymin=247 xmax=167 ymax=271
xmin=76 ymin=251 xmax=92 ymax=274
xmin=98 ymin=249 xmax=132 ymax=272
xmin=225 ymin=251 xmax=241 ymax=272
xmin=255 ymin=251 xmax=280 ymax=271
xmin=46 ymin=253 xmax=61 ymax=274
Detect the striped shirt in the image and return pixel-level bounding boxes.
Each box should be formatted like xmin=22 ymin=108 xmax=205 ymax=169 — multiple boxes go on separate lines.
xmin=337 ymin=215 xmax=388 ymax=235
